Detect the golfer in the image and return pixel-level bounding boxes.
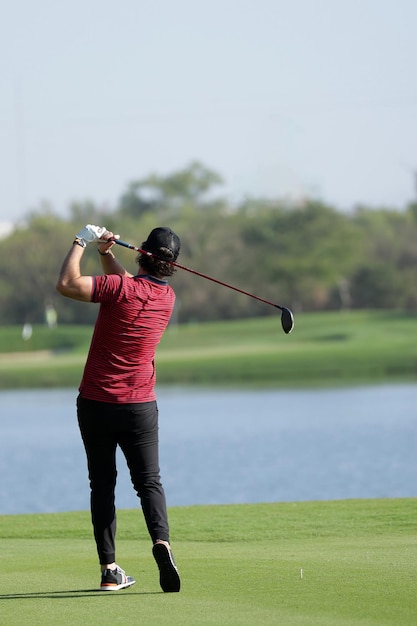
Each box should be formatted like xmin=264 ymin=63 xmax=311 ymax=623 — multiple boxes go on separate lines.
xmin=56 ymin=224 xmax=181 ymax=593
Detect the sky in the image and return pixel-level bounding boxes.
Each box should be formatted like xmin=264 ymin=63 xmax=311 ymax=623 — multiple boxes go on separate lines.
xmin=1 ymin=0 xmax=417 ymax=225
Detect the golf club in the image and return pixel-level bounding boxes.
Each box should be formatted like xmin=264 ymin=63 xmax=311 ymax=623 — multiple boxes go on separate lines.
xmin=111 ymin=238 xmax=294 ymax=334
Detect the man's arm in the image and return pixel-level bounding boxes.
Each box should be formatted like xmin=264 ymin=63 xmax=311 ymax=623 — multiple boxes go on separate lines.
xmin=56 ymin=225 xmax=134 ymax=301
xmin=56 ymin=242 xmax=94 ymax=301
xmin=96 ymin=240 xmax=133 ymax=277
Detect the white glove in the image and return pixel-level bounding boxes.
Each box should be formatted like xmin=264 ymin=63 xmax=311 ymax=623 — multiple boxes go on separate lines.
xmin=75 ymin=224 xmax=106 ymax=245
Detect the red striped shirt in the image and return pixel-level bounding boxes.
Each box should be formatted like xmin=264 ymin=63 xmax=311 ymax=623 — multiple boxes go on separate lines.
xmin=79 ymin=274 xmax=175 ymax=403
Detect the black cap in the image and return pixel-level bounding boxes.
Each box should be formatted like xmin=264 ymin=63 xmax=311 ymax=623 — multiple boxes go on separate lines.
xmin=142 ymin=227 xmax=181 ymax=261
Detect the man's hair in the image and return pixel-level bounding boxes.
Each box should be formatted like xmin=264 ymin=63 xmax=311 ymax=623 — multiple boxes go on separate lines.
xmin=136 ymin=227 xmax=180 ymax=277
xmin=136 ymin=248 xmax=176 ymax=277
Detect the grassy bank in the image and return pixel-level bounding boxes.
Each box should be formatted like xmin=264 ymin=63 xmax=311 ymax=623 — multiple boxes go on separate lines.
xmin=1 ymin=499 xmax=416 ymax=625
xmin=0 ymin=310 xmax=416 ymax=389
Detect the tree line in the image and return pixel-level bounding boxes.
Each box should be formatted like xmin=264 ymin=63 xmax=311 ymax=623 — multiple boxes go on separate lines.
xmin=1 ymin=161 xmax=417 ymax=327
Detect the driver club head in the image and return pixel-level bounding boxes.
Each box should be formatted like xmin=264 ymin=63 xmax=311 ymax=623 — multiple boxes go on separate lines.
xmin=280 ymin=307 xmax=294 ymax=334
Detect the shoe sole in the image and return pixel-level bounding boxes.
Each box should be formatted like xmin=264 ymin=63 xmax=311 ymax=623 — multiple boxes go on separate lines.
xmin=152 ymin=543 xmax=181 ymax=592
xmin=100 ymin=577 xmax=136 ymax=591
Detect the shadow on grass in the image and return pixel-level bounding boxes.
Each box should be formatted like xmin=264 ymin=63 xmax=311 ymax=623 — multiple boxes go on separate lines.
xmin=0 ymin=589 xmax=161 ymax=600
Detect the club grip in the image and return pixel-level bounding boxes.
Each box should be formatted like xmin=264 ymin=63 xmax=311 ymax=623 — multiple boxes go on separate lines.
xmin=112 ymin=239 xmax=133 ymax=250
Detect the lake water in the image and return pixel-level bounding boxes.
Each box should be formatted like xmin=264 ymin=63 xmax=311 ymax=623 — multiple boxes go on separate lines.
xmin=1 ymin=384 xmax=416 ymax=515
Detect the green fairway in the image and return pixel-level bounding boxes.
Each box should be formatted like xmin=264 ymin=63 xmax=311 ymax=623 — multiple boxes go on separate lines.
xmin=1 ymin=310 xmax=417 ymax=389
xmin=1 ymin=499 xmax=416 ymax=625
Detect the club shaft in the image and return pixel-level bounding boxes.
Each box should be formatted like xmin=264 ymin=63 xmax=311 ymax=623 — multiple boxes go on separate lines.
xmin=113 ymin=238 xmax=283 ymax=311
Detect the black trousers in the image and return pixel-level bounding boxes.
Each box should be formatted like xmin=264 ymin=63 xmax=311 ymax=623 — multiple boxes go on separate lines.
xmin=77 ymin=395 xmax=170 ymax=564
